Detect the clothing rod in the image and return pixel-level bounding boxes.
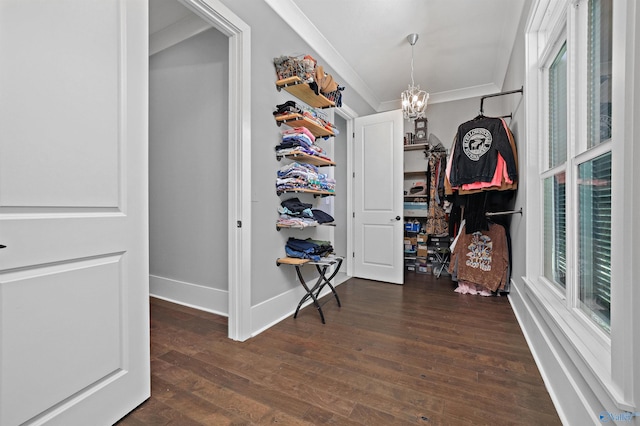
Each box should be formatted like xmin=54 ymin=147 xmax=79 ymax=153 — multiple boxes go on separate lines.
xmin=485 ymin=208 xmax=523 ymax=217
xmin=480 ymin=86 xmax=524 ymax=115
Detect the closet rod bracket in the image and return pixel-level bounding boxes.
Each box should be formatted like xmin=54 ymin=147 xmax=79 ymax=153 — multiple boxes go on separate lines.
xmin=479 ymin=86 xmax=524 ymax=116
xmin=485 ymin=208 xmax=523 ymax=217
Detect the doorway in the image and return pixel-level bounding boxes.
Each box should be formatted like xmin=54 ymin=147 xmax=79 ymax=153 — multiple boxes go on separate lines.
xmin=149 ymin=24 xmax=229 ymax=314
xmin=148 ymin=0 xmax=252 ymax=340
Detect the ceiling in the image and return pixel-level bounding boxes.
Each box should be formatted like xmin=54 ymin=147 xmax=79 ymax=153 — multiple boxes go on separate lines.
xmin=151 ymin=0 xmax=527 ymax=112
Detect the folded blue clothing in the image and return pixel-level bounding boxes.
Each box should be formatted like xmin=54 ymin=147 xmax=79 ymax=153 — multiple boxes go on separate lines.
xmin=282 ymin=133 xmax=313 ymax=146
xmin=286 ymin=237 xmax=319 ymax=253
xmin=286 ymin=237 xmax=333 ymax=257
xmin=285 ymin=246 xmax=320 ymax=261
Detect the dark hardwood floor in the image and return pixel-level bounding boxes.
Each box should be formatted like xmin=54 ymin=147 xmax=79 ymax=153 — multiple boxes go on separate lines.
xmin=116 ymin=272 xmax=560 ymax=425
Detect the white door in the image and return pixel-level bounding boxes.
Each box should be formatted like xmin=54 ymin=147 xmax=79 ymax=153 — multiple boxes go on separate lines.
xmin=0 ymin=1 xmax=150 ymax=425
xmin=353 ymin=110 xmax=404 ymax=284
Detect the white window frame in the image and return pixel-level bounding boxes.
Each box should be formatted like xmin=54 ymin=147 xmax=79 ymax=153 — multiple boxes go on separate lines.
xmin=540 ymin=33 xmax=567 ymax=294
xmin=524 ymin=0 xmax=635 ymax=410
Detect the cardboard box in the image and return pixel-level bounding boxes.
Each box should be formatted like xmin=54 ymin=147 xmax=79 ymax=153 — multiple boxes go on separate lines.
xmin=417 ymin=245 xmax=428 ymax=257
xmin=404 ymin=238 xmax=412 ymax=249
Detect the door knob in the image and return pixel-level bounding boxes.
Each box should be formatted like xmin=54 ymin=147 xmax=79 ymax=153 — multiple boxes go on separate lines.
xmin=0 ymin=245 xmax=6 ymax=249
xmin=395 ymin=216 xmax=401 ymax=221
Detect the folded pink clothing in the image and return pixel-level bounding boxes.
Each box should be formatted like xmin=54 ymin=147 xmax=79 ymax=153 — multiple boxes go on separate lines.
xmin=454 ymin=281 xmax=493 ymax=296
xmin=282 ymin=126 xmax=316 ymax=143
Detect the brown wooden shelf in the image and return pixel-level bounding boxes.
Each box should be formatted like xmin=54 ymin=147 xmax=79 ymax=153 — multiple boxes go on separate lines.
xmin=277 ymin=223 xmax=316 ymax=230
xmin=404 ymin=170 xmax=427 ymax=176
xmin=276 ymin=222 xmax=335 ymax=230
xmin=275 ymin=76 xmax=335 ymax=108
xmin=276 ymin=150 xmax=335 ymax=167
xmin=403 ymin=143 xmax=430 ymax=151
xmin=276 ymin=257 xmax=310 ymax=266
xmin=274 ymin=113 xmax=335 ymax=137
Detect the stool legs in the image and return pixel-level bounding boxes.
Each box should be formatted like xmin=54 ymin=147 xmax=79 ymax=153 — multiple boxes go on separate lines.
xmin=278 ymin=256 xmax=344 ymax=323
xmin=433 ymin=251 xmax=450 ymax=278
xmin=293 ymin=265 xmax=327 ymax=323
xmin=314 ymin=259 xmax=342 ymax=308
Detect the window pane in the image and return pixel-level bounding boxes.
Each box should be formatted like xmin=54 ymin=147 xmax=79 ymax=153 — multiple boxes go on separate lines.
xmin=578 ymin=152 xmax=611 ymax=332
xmin=544 ymin=172 xmax=566 ymax=288
xmin=588 ymin=0 xmax=612 ymax=147
xmin=549 ymin=43 xmax=567 ymax=167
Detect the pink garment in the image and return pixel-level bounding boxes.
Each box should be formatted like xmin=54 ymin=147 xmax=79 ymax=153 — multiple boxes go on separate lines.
xmin=460 ymin=153 xmax=513 ymax=190
xmin=282 ymin=126 xmax=316 ymax=142
xmin=454 ymin=281 xmax=493 ymax=296
xmin=445 ymin=138 xmax=456 ymax=188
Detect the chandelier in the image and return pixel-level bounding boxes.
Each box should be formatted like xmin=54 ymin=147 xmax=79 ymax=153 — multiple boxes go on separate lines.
xmin=401 ymin=33 xmax=429 ymax=119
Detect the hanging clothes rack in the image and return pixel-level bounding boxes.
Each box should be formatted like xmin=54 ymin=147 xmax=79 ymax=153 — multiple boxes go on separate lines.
xmin=479 ymin=86 xmax=524 ymax=116
xmin=485 ymin=208 xmax=523 ymax=217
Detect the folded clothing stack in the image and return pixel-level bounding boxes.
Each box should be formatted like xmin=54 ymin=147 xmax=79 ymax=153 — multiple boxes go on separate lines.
xmin=276 ymin=162 xmax=335 ymax=195
xmin=285 ymin=237 xmax=334 ymax=261
xmin=277 ymin=197 xmax=335 ymax=228
xmin=272 ymin=101 xmax=338 ymax=137
xmin=275 ymin=127 xmax=332 ymax=161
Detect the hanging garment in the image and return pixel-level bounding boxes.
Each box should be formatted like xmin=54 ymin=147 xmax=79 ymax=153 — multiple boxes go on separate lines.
xmin=449 ymin=117 xmax=517 ymax=188
xmin=425 ymin=152 xmax=449 ymax=235
xmin=457 ymin=119 xmax=518 ymax=194
xmin=448 ymin=222 xmax=509 ymax=292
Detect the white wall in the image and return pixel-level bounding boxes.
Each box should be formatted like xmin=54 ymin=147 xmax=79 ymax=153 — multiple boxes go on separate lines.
xmin=149 ymin=27 xmax=229 ymax=314
xmin=498 ymin=1 xmax=528 ymax=293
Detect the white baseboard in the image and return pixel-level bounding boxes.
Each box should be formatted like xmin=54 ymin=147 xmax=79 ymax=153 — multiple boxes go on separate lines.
xmin=508 ymin=279 xmax=611 ymax=426
xmin=149 ymin=274 xmax=228 ymax=316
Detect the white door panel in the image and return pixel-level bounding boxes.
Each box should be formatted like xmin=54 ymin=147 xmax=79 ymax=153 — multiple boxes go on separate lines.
xmin=1 ymin=256 xmax=123 ymax=424
xmin=0 ymin=1 xmax=149 ymax=425
xmin=0 ymin=0 xmax=121 ymax=208
xmin=354 ymin=110 xmax=404 ymax=284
